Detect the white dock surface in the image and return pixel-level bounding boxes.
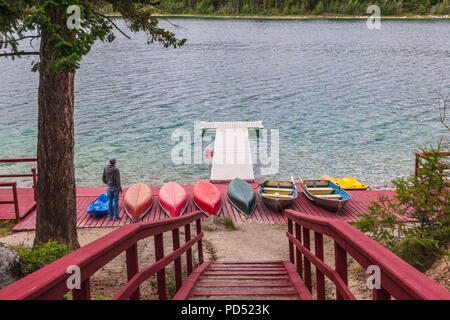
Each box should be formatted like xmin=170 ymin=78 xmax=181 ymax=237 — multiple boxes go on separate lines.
xmin=209 ymin=126 xmax=257 ymax=182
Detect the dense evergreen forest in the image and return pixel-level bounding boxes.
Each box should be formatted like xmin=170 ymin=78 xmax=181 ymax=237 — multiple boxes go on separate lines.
xmin=136 ymin=0 xmax=450 ymax=16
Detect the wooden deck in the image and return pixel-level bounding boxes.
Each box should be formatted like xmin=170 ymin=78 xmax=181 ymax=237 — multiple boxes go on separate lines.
xmin=0 ymin=188 xmax=36 ymax=220
xmin=7 ymin=184 xmax=396 ymax=231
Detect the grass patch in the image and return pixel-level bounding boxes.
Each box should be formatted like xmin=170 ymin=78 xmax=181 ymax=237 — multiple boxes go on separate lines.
xmin=224 ymin=216 xmax=239 ymax=230
xmin=0 ymin=220 xmax=15 ymax=238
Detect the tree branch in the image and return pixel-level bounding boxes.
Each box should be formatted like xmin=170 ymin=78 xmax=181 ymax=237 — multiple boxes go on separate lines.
xmin=0 ymin=35 xmax=39 ymax=45
xmin=94 ymin=12 xmax=131 ymax=39
xmin=0 ymin=51 xmax=40 ymax=57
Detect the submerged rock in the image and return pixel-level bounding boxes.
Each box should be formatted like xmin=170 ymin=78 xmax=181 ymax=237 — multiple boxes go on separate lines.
xmin=0 ymin=246 xmax=24 ymax=289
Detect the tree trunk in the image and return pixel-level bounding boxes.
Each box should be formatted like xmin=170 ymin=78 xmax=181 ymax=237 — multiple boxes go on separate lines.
xmin=33 ymin=7 xmax=80 ymax=250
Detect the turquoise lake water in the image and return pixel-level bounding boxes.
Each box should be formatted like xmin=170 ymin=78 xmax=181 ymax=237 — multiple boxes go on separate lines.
xmin=0 ymin=19 xmax=449 ymax=188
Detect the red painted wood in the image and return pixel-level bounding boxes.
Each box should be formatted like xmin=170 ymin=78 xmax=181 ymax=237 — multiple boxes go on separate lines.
xmin=154 ymin=233 xmax=167 ymax=300
xmin=334 ymin=241 xmax=348 ymax=300
xmin=196 ymin=218 xmax=203 ymax=264
xmin=203 ymin=271 xmax=288 ymax=276
xmin=172 ymin=262 xmax=211 ymax=300
xmin=126 ymin=244 xmax=140 ymax=300
xmin=10 ymin=185 xmax=403 ymax=231
xmin=195 ymin=281 xmax=293 ymax=287
xmin=172 ymin=228 xmax=182 ymax=291
xmin=285 ymin=209 xmax=450 ymax=300
xmin=0 ymin=158 xmax=37 ymax=163
xmin=199 ymin=275 xmax=291 ymax=280
xmin=0 ymin=211 xmax=203 ymax=300
xmin=192 ymin=289 xmax=298 ymax=296
xmin=282 ymin=261 xmax=314 ymax=300
xmin=314 ymin=232 xmax=326 ymax=300
xmin=288 ymin=219 xmax=294 ymax=263
xmin=72 ymin=279 xmax=91 ymax=300
xmin=212 ymin=260 xmax=284 ymax=264
xmin=184 ymin=223 xmax=193 ymax=275
xmin=294 ymin=222 xmax=302 ymax=278
xmin=302 ymin=227 xmax=312 ymax=292
xmin=207 ymin=267 xmax=286 ymax=271
xmin=114 ymin=233 xmax=203 ymax=300
xmin=286 ymin=232 xmax=355 ymax=300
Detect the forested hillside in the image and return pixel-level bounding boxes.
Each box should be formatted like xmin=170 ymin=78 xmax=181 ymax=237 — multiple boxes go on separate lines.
xmin=146 ymin=0 xmax=449 ymax=15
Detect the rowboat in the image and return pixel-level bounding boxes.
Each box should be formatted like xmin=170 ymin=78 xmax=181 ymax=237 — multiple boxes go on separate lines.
xmin=299 ymin=176 xmax=351 ymax=212
xmin=258 ymin=180 xmax=297 ymax=213
xmin=323 ymin=174 xmax=368 ymax=190
xmin=227 ymin=178 xmax=256 ymax=217
xmin=193 ymin=180 xmax=222 ymax=216
xmin=159 ymin=181 xmax=188 ymax=218
xmin=124 ymin=183 xmax=153 ymax=222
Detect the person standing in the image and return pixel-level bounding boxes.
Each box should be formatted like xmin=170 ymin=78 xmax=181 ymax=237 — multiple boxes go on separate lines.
xmin=102 ymin=158 xmax=122 ymax=220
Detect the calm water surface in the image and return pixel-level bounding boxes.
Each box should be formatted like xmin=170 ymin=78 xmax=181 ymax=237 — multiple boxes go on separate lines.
xmin=0 ymin=19 xmax=449 ymax=188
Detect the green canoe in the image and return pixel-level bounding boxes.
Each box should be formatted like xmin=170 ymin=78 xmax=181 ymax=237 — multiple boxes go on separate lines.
xmin=227 ymin=178 xmax=256 ymax=217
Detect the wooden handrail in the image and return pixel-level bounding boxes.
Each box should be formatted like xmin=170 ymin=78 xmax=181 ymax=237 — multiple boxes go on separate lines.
xmin=285 ymin=209 xmax=450 ymax=300
xmin=0 ymin=211 xmax=204 ymax=300
xmin=0 ymin=158 xmax=38 ymax=203
xmin=0 ymin=182 xmax=20 ymax=223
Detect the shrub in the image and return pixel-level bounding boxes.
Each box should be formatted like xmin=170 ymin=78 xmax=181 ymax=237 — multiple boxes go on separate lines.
xmin=355 ymin=141 xmax=449 ymax=271
xmin=15 ymin=241 xmax=72 ymax=275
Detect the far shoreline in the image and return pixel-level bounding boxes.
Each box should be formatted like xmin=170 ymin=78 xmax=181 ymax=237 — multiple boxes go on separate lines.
xmin=151 ymin=13 xmax=450 ymax=20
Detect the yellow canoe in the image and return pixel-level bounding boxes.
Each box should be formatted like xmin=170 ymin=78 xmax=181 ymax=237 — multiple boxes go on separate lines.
xmin=323 ymin=174 xmax=368 ymax=190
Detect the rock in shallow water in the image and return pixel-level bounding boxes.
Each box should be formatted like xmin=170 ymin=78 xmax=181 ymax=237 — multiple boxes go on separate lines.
xmin=0 ymin=246 xmax=24 ymax=289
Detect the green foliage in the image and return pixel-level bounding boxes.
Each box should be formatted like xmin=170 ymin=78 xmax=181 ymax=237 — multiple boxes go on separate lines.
xmin=0 ymin=1 xmax=186 ymax=73
xmin=155 ymin=0 xmax=450 ymax=15
xmin=224 ymin=216 xmax=239 ymax=230
xmin=0 ymin=220 xmax=15 ymax=237
xmin=14 ymin=241 xmax=72 ymax=275
xmin=94 ymin=294 xmax=108 ymax=300
xmin=355 ymin=141 xmax=449 ymax=271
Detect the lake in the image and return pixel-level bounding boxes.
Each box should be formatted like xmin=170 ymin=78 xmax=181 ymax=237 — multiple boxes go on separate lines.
xmin=0 ymin=18 xmax=449 ymax=188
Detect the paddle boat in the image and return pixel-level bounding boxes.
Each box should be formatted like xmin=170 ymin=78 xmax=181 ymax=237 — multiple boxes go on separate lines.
xmin=227 ymin=178 xmax=256 ymax=217
xmin=323 ymin=174 xmax=368 ymax=190
xmin=193 ymin=180 xmax=221 ymax=216
xmin=159 ymin=182 xmax=188 ymax=218
xmin=86 ymin=193 xmax=109 ymax=218
xmin=299 ymin=176 xmax=351 ymax=212
xmin=258 ymin=180 xmax=297 ymax=213
xmin=124 ymin=183 xmax=153 ymax=222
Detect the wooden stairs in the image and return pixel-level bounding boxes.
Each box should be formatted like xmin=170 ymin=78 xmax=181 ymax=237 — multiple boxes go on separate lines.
xmin=173 ymin=261 xmax=313 ymax=300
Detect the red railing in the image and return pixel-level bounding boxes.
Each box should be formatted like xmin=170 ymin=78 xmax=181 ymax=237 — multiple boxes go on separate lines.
xmin=285 ymin=209 xmax=450 ymax=300
xmin=0 ymin=158 xmax=38 ymax=217
xmin=415 ymin=151 xmax=449 ymax=177
xmin=0 ymin=182 xmax=20 ymax=223
xmin=0 ymin=211 xmax=204 ymax=300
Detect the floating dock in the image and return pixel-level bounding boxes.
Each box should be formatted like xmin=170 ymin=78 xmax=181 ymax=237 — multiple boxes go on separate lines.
xmin=202 ymin=121 xmax=263 ymax=183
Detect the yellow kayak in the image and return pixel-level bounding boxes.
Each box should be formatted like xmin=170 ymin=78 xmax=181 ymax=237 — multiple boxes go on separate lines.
xmin=323 ymin=174 xmax=368 ymax=190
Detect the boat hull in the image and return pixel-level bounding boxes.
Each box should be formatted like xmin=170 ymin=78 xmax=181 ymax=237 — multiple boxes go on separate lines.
xmin=124 ymin=183 xmax=153 ymax=222
xmin=193 ymin=180 xmax=222 ymax=216
xmin=258 ymin=180 xmax=297 ymax=213
xmin=300 ymin=179 xmax=351 ymax=212
xmin=227 ymin=178 xmax=256 ymax=217
xmin=159 ymin=182 xmax=188 ymax=218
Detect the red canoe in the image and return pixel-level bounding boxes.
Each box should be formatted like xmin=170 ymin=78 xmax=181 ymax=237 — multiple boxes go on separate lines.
xmin=124 ymin=183 xmax=153 ymax=222
xmin=193 ymin=180 xmax=221 ymax=216
xmin=159 ymin=182 xmax=188 ymax=218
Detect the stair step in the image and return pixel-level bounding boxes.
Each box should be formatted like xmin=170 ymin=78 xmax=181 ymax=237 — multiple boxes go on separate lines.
xmin=210 ymin=264 xmax=285 ymax=268
xmin=195 ymin=281 xmax=293 ymax=287
xmin=199 ymin=275 xmax=290 ymax=280
xmin=192 ymin=289 xmax=298 ymax=296
xmin=203 ymin=271 xmax=287 ymax=276
xmin=211 ymin=261 xmax=284 ymax=265
xmin=207 ymin=267 xmax=286 ymax=272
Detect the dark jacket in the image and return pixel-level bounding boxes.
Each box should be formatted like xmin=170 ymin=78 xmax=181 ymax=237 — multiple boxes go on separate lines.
xmin=102 ymin=165 xmax=122 ymax=192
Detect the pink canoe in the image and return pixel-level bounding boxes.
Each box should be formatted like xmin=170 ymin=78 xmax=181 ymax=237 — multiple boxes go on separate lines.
xmin=124 ymin=183 xmax=153 ymax=222
xmin=193 ymin=180 xmax=221 ymax=216
xmin=159 ymin=182 xmax=188 ymax=218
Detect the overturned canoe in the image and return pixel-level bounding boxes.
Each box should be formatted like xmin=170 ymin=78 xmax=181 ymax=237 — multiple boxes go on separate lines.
xmin=227 ymin=178 xmax=256 ymax=217
xmin=159 ymin=182 xmax=188 ymax=218
xmin=193 ymin=180 xmax=221 ymax=216
xmin=124 ymin=183 xmax=153 ymax=222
